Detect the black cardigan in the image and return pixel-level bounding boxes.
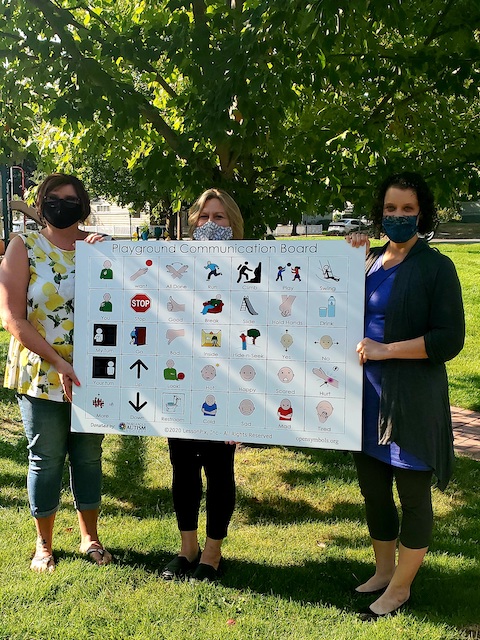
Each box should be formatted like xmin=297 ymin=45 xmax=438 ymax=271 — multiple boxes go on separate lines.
xmin=365 ymin=239 xmax=465 ymax=490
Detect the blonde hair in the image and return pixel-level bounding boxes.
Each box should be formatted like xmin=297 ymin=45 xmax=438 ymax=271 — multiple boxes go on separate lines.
xmin=188 ymin=188 xmax=244 ymax=240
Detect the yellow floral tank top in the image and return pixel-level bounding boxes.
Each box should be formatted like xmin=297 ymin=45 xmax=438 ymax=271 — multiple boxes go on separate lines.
xmin=4 ymin=232 xmax=76 ymax=402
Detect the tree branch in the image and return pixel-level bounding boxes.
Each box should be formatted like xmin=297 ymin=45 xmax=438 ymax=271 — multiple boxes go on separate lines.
xmin=192 ymin=0 xmax=207 ymax=24
xmin=80 ymin=3 xmax=178 ymax=98
xmin=32 ymin=0 xmax=178 ymax=99
xmin=424 ymin=0 xmax=457 ymax=46
xmin=26 ymin=0 xmax=185 ymax=157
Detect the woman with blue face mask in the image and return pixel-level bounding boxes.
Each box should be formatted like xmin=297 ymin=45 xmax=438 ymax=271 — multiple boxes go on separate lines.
xmin=161 ymin=188 xmax=244 ymax=583
xmin=347 ymin=172 xmax=465 ymax=620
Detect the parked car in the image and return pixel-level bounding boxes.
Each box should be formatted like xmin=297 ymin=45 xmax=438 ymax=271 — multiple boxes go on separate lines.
xmin=327 ymin=218 xmax=361 ymax=235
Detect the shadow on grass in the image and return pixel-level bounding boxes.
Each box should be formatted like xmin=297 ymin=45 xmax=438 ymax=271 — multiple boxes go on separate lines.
xmin=101 ymin=435 xmax=173 ymax=518
xmin=217 ymin=556 xmax=480 ymax=624
xmin=53 ymin=547 xmax=172 ymax=573
xmin=236 ymin=448 xmax=363 ymax=525
xmin=236 ymin=492 xmax=364 ymax=526
xmin=67 ymin=548 xmax=478 ymax=626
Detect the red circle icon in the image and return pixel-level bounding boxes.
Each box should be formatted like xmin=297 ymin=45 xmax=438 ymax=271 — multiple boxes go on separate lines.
xmin=146 ymin=260 xmax=153 ymax=267
xmin=177 ymin=372 xmax=185 ymax=380
xmin=131 ymin=293 xmax=151 ymax=312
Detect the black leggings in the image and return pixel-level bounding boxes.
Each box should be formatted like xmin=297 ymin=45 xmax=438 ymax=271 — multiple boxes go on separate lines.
xmin=168 ymin=439 xmax=236 ymax=540
xmin=353 ymin=452 xmax=433 ymax=549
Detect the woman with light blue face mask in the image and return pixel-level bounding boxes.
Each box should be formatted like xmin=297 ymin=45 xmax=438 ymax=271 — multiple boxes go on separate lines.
xmin=190 ymin=188 xmax=244 ymax=241
xmin=161 ymin=188 xmax=244 ymax=583
xmin=347 ymin=172 xmax=464 ymax=620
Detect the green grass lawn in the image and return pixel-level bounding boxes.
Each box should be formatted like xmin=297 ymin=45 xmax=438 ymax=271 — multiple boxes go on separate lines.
xmin=0 ymin=243 xmax=479 ymax=639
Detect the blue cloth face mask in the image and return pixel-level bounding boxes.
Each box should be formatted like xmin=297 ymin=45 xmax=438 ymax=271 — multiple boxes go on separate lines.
xmin=193 ymin=220 xmax=233 ymax=241
xmin=382 ymin=215 xmax=418 ymax=243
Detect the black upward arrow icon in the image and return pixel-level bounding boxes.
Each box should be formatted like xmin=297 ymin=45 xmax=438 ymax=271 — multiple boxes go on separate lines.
xmin=130 ymin=359 xmax=148 ymax=379
xmin=129 ymin=392 xmax=147 ymax=412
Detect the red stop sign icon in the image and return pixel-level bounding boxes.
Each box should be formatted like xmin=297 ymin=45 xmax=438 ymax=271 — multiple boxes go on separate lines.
xmin=131 ymin=293 xmax=151 ymax=312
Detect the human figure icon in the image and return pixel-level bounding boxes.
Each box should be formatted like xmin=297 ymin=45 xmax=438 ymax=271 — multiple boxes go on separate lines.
xmin=106 ymin=360 xmax=115 ymax=376
xmin=240 ymin=332 xmax=247 ymax=350
xmin=94 ymin=327 xmax=104 ymax=344
xmin=292 ymin=265 xmax=301 ymax=281
xmin=99 ymin=293 xmax=112 ymax=312
xmin=276 ymin=266 xmax=286 ymax=281
xmin=237 ymin=261 xmax=252 ymax=283
xmin=202 ymin=394 xmax=218 ymax=416
xmin=321 ymin=261 xmax=340 ymax=282
xmin=164 ymin=359 xmax=178 ymax=381
xmin=277 ymin=399 xmax=293 ymax=421
xmin=100 ymin=260 xmax=113 ymax=280
xmin=204 ymin=260 xmax=222 ymax=279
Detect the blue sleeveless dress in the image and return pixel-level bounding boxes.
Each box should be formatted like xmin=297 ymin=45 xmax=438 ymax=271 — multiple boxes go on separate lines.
xmin=363 ymin=255 xmax=431 ymax=470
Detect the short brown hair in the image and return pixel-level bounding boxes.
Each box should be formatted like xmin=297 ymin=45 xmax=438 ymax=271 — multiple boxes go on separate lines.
xmin=36 ymin=173 xmax=91 ymax=222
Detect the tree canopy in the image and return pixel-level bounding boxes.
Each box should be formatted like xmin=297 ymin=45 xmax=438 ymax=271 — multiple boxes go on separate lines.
xmin=1 ymin=0 xmax=479 ymax=235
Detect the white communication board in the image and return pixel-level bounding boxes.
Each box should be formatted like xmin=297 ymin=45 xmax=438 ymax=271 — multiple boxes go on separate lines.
xmin=71 ymin=240 xmax=365 ymax=450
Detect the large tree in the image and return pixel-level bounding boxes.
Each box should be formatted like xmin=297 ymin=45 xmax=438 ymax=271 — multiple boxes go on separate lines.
xmin=1 ymin=0 xmax=479 ymax=235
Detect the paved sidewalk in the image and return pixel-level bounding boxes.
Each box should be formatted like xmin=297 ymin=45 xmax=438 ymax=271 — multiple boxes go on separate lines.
xmin=451 ymin=406 xmax=480 ymax=461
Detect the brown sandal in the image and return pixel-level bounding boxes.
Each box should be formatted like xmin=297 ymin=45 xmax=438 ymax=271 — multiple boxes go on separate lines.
xmin=85 ymin=545 xmax=113 ymax=566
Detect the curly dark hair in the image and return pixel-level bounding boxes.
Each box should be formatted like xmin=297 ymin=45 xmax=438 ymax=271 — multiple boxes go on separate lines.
xmin=371 ymin=172 xmax=437 ymax=234
xmin=36 ymin=173 xmax=91 ymax=222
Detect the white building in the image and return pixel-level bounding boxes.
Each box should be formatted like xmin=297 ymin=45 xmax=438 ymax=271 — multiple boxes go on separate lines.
xmin=84 ymin=198 xmax=150 ymax=239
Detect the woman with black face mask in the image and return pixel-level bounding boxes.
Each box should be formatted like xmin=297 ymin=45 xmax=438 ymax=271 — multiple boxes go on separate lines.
xmin=0 ymin=173 xmax=112 ymax=572
xmin=347 ymin=172 xmax=465 ymax=620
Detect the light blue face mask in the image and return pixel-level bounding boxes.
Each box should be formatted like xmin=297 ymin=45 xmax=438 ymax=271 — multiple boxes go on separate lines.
xmin=193 ymin=220 xmax=233 ymax=241
xmin=382 ymin=215 xmax=418 ymax=243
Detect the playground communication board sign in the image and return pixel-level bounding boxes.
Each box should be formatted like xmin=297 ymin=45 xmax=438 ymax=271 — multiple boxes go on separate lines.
xmin=71 ymin=240 xmax=365 ymax=450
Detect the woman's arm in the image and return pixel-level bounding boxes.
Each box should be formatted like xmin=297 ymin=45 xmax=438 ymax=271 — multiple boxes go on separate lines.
xmin=357 ymin=336 xmax=427 ymax=364
xmin=0 ymin=236 xmax=80 ymax=400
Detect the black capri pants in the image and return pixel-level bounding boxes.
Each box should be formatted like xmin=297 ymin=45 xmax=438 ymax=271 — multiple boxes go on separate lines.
xmin=168 ymin=438 xmax=236 ymax=540
xmin=353 ymin=452 xmax=433 ymax=549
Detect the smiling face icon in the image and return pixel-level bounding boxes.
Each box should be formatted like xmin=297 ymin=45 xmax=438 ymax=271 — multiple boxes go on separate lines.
xmin=316 ymin=400 xmax=333 ymax=423
xmin=239 ymin=365 xmax=256 ymax=382
xmin=201 ymin=364 xmax=216 ymax=381
xmin=278 ymin=367 xmax=294 ymax=383
xmin=239 ymin=399 xmax=255 ymax=416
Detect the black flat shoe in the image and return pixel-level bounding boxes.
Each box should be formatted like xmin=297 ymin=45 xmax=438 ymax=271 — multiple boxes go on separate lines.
xmin=160 ymin=549 xmax=201 ymax=581
xmin=358 ymin=599 xmax=409 ymax=621
xmin=190 ymin=558 xmax=224 ymax=583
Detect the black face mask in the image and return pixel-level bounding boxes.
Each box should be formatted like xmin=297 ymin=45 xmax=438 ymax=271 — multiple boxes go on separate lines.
xmin=42 ymin=197 xmax=84 ymax=229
